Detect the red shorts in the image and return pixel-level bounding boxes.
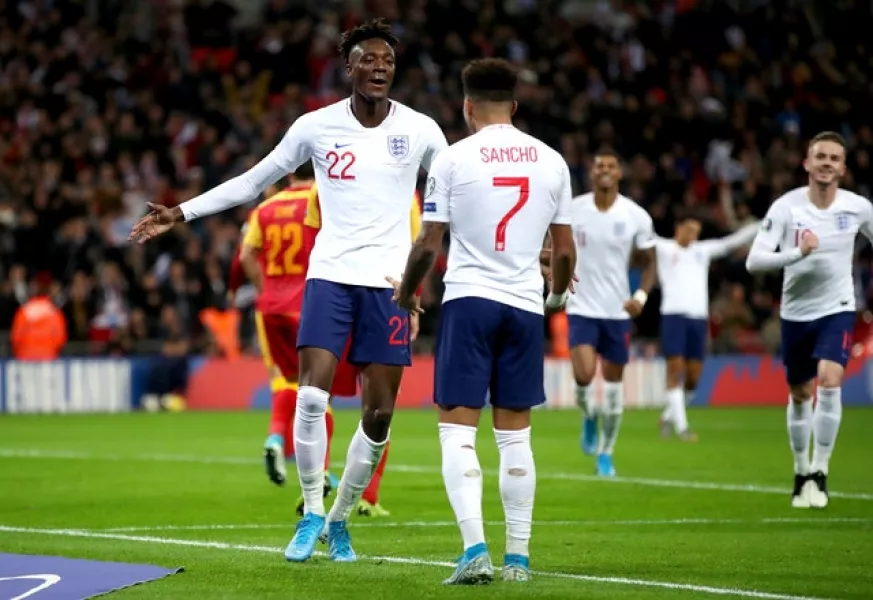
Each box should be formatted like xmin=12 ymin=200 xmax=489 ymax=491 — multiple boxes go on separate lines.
xmin=256 ymin=312 xmax=299 ymax=382
xmin=257 ymin=311 xmax=358 ymax=396
xmin=332 ymin=339 xmax=359 ymax=396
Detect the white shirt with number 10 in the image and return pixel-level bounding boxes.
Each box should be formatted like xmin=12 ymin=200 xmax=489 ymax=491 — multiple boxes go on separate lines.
xmin=180 ymin=99 xmax=447 ymax=288
xmin=752 ymin=186 xmax=873 ymax=321
xmin=565 ymin=193 xmax=656 ymax=319
xmin=422 ymin=124 xmax=572 ymax=315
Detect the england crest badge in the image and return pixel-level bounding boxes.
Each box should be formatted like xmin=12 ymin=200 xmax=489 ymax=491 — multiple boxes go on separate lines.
xmin=387 ymin=135 xmax=409 ymax=160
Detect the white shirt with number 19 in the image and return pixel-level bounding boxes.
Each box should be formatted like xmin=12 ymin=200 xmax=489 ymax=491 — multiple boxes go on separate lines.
xmin=747 ymin=186 xmax=873 ymax=321
xmin=565 ymin=193 xmax=656 ymax=319
xmin=422 ymin=124 xmax=572 ymax=315
xmin=180 ymin=99 xmax=447 ymax=288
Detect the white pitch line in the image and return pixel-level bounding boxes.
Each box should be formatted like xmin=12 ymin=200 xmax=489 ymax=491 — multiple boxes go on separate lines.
xmin=1 ymin=447 xmax=872 ymax=501
xmin=98 ymin=516 xmax=872 ymax=533
xmin=0 ymin=525 xmax=834 ymax=600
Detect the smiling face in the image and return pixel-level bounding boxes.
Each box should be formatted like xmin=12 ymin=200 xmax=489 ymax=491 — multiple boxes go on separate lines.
xmin=592 ymin=155 xmax=622 ymax=191
xmin=804 ymin=139 xmax=846 ymax=187
xmin=347 ymin=38 xmax=396 ymax=101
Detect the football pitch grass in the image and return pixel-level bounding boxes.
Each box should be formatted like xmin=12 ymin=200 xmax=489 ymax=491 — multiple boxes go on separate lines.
xmin=1 ymin=408 xmax=872 ymax=599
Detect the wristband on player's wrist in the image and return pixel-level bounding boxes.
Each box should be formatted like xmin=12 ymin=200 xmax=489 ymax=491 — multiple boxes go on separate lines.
xmin=545 ymin=290 xmax=570 ymax=309
xmin=632 ymin=289 xmax=648 ymax=307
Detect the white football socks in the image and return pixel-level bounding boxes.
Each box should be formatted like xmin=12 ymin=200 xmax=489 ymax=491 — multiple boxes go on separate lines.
xmin=598 ymin=381 xmax=623 ymax=454
xmin=786 ymin=396 xmax=813 ymax=475
xmin=811 ymin=387 xmax=842 ymax=475
xmin=294 ymin=386 xmax=330 ymax=516
xmin=439 ymin=423 xmax=485 ymax=551
xmin=575 ymin=384 xmax=595 ymax=419
xmin=495 ymin=427 xmax=535 ymax=558
xmin=666 ymin=387 xmax=687 ymax=433
xmin=328 ymin=422 xmax=386 ymax=523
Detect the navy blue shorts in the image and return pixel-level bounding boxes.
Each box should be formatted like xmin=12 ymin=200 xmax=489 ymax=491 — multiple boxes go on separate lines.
xmin=780 ymin=312 xmax=855 ymax=385
xmin=660 ymin=315 xmax=708 ymax=361
xmin=568 ymin=316 xmax=631 ymax=365
xmin=297 ymin=279 xmax=411 ymax=367
xmin=434 ymin=297 xmax=545 ymax=410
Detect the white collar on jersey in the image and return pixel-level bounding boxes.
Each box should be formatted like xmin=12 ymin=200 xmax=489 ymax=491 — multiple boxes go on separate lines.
xmin=479 ymin=124 xmax=516 ymax=131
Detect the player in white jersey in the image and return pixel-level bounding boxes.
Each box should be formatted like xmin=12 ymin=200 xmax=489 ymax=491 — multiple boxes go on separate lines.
xmin=563 ymin=154 xmax=657 ymax=476
xmin=387 ymin=59 xmax=575 ymax=585
xmin=655 ymin=210 xmax=758 ymax=440
xmin=129 ymin=19 xmax=448 ymax=562
xmin=746 ymin=131 xmax=873 ymax=509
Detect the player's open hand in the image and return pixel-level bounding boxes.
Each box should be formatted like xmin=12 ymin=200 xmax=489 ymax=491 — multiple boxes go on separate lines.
xmin=623 ymin=298 xmax=643 ymax=318
xmin=799 ymin=231 xmax=819 ymax=256
xmin=129 ymin=202 xmax=178 ymax=244
xmin=385 ymin=276 xmax=425 ymax=314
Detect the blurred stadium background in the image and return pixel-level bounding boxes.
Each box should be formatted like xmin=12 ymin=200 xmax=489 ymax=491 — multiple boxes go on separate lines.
xmin=4 ymin=0 xmax=873 ymax=412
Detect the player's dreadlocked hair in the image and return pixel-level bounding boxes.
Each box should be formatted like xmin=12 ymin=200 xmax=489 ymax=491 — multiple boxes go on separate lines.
xmin=339 ymin=18 xmax=399 ymax=63
xmin=461 ymin=58 xmax=518 ymax=103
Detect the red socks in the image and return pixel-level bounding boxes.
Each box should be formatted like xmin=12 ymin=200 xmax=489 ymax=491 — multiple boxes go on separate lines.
xmin=269 ymin=388 xmax=297 ymax=458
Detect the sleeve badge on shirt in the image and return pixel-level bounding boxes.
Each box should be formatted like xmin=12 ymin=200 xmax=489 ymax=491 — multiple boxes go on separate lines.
xmin=761 ymin=218 xmax=772 ymax=232
xmin=387 ymin=135 xmax=410 ymax=159
xmin=425 ymin=176 xmax=436 ymax=199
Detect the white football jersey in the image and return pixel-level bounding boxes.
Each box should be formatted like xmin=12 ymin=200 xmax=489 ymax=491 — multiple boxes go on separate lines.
xmin=565 ymin=193 xmax=655 ymax=319
xmin=181 ymin=99 xmax=447 ymax=288
xmin=656 ymin=223 xmax=758 ymax=318
xmin=751 ymin=186 xmax=873 ymax=321
xmin=423 ymin=124 xmax=572 ymax=315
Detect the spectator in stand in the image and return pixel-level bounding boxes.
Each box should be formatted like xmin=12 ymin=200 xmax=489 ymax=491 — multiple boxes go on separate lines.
xmin=10 ymin=272 xmax=67 ymax=360
xmin=3 ymin=0 xmax=873 ymax=357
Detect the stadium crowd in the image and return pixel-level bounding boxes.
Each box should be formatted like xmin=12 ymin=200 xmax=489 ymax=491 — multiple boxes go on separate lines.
xmin=3 ymin=0 xmax=873 ymax=359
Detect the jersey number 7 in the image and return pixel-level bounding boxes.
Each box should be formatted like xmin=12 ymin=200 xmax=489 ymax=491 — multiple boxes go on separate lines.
xmin=493 ymin=177 xmax=530 ymax=252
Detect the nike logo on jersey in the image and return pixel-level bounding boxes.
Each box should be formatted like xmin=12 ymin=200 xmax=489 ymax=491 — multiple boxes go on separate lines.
xmin=335 ymin=143 xmax=352 ymax=149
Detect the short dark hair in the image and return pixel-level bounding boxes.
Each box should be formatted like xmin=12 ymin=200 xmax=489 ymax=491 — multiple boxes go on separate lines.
xmin=338 ymin=18 xmax=398 ymax=63
xmin=461 ymin=58 xmax=517 ymax=103
xmin=809 ymin=131 xmax=847 ymax=150
xmin=293 ymin=160 xmax=314 ymax=180
xmin=676 ymin=207 xmax=705 ymax=224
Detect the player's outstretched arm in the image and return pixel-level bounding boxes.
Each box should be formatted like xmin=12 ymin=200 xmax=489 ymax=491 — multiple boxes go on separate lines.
xmin=129 ymin=118 xmax=313 ymax=243
xmin=704 ymin=221 xmax=760 ymax=260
